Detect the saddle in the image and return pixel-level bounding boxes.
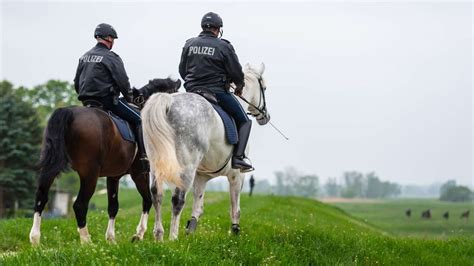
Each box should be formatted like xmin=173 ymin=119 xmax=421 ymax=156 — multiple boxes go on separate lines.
xmin=187 ymin=87 xmax=218 ymax=104
xmin=187 ymin=88 xmax=238 ymax=145
xmin=83 ymin=99 xmax=136 ymax=143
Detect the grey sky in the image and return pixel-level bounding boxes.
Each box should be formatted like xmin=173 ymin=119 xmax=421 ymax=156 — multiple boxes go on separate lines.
xmin=1 ymin=1 xmax=472 ymax=187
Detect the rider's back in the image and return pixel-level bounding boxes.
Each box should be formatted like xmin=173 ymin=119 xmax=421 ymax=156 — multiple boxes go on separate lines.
xmin=179 ymin=32 xmax=243 ymax=92
xmin=74 ymin=43 xmax=130 ymax=101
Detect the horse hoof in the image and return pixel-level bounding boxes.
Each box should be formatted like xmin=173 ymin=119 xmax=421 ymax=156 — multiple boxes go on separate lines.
xmin=106 ymin=234 xmax=116 ymax=243
xmin=30 ymin=234 xmax=40 ymax=245
xmin=185 ymin=217 xmax=198 ymax=235
xmin=131 ymin=235 xmax=142 ymax=243
xmin=153 ymin=229 xmax=164 ymax=242
xmin=80 ymin=237 xmax=92 ymax=244
xmin=231 ymin=224 xmax=240 ymax=235
xmin=78 ymin=227 xmax=92 ymax=244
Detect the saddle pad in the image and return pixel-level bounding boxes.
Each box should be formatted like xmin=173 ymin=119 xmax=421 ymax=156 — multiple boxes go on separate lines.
xmin=108 ymin=112 xmax=135 ymax=143
xmin=211 ymin=104 xmax=238 ymax=145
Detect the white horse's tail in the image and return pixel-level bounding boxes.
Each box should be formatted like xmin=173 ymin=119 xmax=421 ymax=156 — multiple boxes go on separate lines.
xmin=142 ymin=93 xmax=182 ymax=188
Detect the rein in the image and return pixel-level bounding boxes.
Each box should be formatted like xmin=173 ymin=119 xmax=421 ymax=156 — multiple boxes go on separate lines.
xmin=235 ymin=78 xmax=267 ymax=118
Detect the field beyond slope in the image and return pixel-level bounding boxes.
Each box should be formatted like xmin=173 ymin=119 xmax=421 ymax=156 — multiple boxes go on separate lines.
xmin=330 ymin=198 xmax=474 ymax=238
xmin=1 ymin=190 xmax=473 ymax=265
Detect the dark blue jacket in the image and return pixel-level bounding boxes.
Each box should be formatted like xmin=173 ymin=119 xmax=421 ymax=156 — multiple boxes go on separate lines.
xmin=74 ymin=43 xmax=131 ymax=101
xmin=179 ymin=31 xmax=244 ymax=92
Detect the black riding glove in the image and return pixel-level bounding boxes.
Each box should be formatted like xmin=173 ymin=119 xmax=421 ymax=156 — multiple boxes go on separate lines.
xmin=234 ymin=86 xmax=243 ymax=96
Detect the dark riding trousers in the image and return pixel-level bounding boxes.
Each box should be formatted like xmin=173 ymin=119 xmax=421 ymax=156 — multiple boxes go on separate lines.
xmin=214 ymin=91 xmax=249 ymax=127
xmin=83 ymin=96 xmax=141 ymax=126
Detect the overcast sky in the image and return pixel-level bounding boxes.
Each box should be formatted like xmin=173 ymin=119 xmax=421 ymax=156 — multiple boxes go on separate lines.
xmin=1 ymin=1 xmax=472 ymax=187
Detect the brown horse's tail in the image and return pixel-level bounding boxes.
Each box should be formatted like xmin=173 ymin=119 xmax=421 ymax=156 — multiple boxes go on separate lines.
xmin=37 ymin=108 xmax=74 ymax=186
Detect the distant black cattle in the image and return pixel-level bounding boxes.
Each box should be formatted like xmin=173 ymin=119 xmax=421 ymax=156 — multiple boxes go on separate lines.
xmin=421 ymin=209 xmax=431 ymax=219
xmin=443 ymin=211 xmax=449 ymax=219
xmin=405 ymin=208 xmax=411 ymax=217
xmin=461 ymin=210 xmax=470 ymax=219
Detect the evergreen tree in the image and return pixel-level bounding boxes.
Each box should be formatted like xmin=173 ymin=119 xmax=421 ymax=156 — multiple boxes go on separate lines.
xmin=0 ymin=81 xmax=42 ymax=213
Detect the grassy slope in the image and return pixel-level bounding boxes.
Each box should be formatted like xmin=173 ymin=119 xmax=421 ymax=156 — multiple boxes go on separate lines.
xmin=0 ymin=190 xmax=473 ymax=265
xmin=332 ymin=199 xmax=474 ymax=238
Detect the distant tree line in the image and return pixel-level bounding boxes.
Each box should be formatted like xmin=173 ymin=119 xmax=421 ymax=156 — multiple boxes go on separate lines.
xmin=0 ymin=80 xmax=79 ymax=217
xmin=439 ymin=180 xmax=473 ymax=202
xmin=323 ymin=171 xmax=401 ymax=199
xmin=211 ymin=167 xmax=320 ymax=198
xmin=274 ymin=167 xmax=319 ymax=198
xmin=242 ymin=168 xmax=400 ymax=199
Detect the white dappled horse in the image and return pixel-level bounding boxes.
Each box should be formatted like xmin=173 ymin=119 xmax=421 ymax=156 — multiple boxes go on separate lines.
xmin=142 ymin=63 xmax=270 ymax=240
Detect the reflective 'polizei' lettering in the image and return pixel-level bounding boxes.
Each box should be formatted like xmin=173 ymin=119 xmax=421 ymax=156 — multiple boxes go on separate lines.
xmin=81 ymin=55 xmax=104 ymax=63
xmin=188 ymin=46 xmax=215 ymax=56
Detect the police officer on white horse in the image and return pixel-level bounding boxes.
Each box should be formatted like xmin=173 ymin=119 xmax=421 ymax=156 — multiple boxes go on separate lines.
xmin=74 ymin=23 xmax=149 ymax=171
xmin=179 ymin=12 xmax=253 ymax=171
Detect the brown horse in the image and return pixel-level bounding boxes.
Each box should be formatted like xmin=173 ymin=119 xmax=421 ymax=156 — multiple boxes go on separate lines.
xmin=29 ymin=78 xmax=181 ymax=244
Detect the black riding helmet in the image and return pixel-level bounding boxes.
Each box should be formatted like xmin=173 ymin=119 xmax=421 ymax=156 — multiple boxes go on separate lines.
xmin=201 ymin=12 xmax=223 ymax=29
xmin=94 ymin=23 xmax=118 ymax=39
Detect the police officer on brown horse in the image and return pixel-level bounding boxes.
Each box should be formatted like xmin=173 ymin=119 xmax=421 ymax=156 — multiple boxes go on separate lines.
xmin=74 ymin=23 xmax=149 ymax=171
xmin=179 ymin=12 xmax=253 ymax=171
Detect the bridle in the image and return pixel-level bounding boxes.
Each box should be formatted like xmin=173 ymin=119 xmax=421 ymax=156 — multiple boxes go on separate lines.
xmin=238 ymin=74 xmax=289 ymax=140
xmin=236 ymin=77 xmax=268 ymax=122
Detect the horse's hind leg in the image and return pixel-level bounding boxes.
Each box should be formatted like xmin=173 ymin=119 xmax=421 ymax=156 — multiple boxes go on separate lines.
xmin=29 ymin=174 xmax=56 ymax=245
xmin=150 ymin=172 xmax=165 ymax=241
xmin=186 ymin=174 xmax=208 ymax=234
xmin=170 ymin=187 xmax=187 ymax=240
xmin=105 ymin=176 xmax=120 ymax=243
xmin=228 ymin=173 xmax=245 ymax=235
xmin=130 ymin=171 xmax=152 ymax=242
xmin=73 ymin=175 xmax=98 ymax=243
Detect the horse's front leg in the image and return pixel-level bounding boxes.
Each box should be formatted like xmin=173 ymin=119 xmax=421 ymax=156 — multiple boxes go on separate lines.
xmin=130 ymin=170 xmax=152 ymax=242
xmin=150 ymin=173 xmax=165 ymax=241
xmin=73 ymin=175 xmax=99 ymax=244
xmin=228 ymin=173 xmax=245 ymax=235
xmin=105 ymin=176 xmax=120 ymax=243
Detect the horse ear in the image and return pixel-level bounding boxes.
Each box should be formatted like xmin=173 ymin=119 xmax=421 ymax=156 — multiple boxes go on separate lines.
xmin=259 ymin=63 xmax=265 ymax=75
xmin=175 ymin=79 xmax=182 ymax=89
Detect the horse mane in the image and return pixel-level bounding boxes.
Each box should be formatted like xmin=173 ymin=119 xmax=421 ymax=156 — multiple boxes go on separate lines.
xmin=139 ymin=78 xmax=181 ymax=97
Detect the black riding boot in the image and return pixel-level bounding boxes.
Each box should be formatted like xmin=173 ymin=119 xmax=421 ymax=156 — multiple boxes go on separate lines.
xmin=232 ymin=120 xmax=254 ymax=172
xmin=134 ymin=124 xmax=150 ymax=173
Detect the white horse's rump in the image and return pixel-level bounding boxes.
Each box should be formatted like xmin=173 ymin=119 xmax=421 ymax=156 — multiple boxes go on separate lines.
xmin=142 ymin=63 xmax=269 ymax=240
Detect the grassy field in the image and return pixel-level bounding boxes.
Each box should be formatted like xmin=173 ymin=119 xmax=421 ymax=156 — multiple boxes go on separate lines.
xmin=0 ymin=190 xmax=473 ymax=265
xmin=331 ymin=199 xmax=474 ymax=238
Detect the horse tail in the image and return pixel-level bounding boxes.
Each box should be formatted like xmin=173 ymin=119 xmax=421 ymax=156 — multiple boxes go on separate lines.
xmin=37 ymin=108 xmax=74 ymax=187
xmin=142 ymin=93 xmax=183 ymax=188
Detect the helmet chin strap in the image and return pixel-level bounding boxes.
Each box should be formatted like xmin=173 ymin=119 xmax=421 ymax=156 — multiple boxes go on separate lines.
xmin=218 ymin=28 xmax=224 ymax=39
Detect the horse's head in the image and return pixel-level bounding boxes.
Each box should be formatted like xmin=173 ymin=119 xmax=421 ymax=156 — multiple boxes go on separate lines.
xmin=133 ymin=78 xmax=181 ymax=108
xmin=241 ymin=63 xmax=270 ymax=125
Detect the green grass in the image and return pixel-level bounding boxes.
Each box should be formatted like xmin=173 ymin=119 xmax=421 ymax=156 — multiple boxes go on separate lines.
xmin=1 ymin=190 xmax=473 ymax=265
xmin=331 ymin=199 xmax=474 ymax=238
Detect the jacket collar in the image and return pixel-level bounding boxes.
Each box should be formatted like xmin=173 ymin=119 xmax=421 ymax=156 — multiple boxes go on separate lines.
xmin=198 ymin=30 xmax=217 ymax=38
xmin=95 ymin=42 xmax=110 ymax=50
